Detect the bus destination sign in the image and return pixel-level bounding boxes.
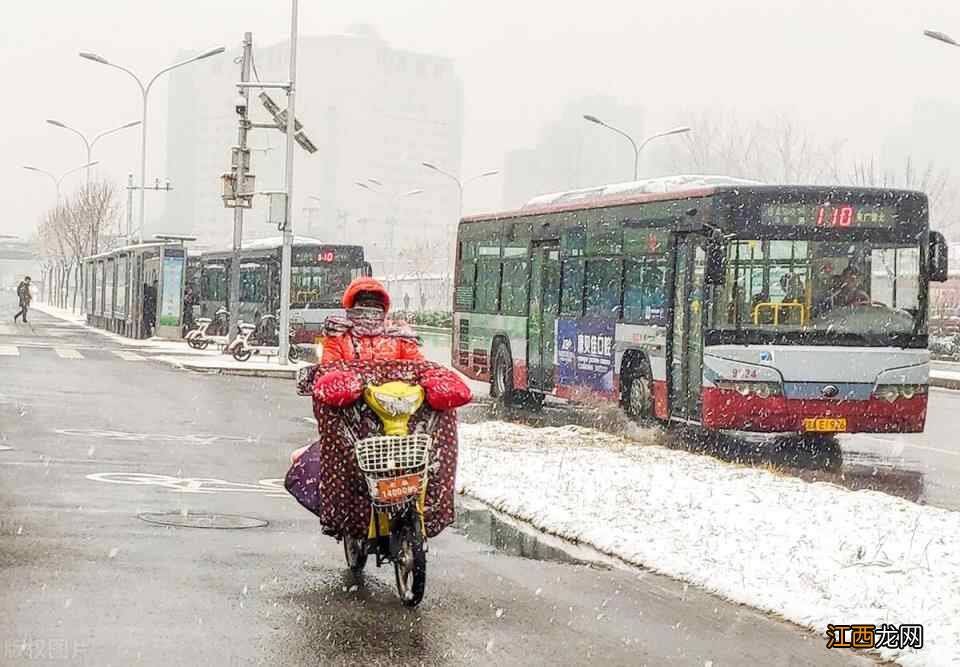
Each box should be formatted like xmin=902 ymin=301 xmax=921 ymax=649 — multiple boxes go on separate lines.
xmin=760 ymin=202 xmax=896 ymax=228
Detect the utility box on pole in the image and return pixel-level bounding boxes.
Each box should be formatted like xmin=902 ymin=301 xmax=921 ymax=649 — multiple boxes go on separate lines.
xmin=226 ymin=31 xmax=254 ymax=344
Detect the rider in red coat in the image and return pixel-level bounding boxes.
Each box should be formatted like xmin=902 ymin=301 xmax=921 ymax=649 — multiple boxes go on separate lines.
xmin=288 ymin=279 xmax=471 ymax=537
xmin=310 ymin=276 xmax=471 ymax=421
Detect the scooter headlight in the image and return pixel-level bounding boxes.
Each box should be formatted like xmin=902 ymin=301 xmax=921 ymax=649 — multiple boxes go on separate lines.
xmin=373 ymin=392 xmax=422 ymax=417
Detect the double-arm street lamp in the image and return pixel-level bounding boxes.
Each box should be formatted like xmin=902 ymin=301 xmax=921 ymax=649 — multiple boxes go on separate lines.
xmin=45 ymin=119 xmax=140 ymax=187
xmin=355 ymin=182 xmax=424 ymax=253
xmin=420 ymin=163 xmax=498 ymax=220
xmin=79 ymin=46 xmax=225 ymax=242
xmin=23 ymin=162 xmax=100 ymax=201
xmin=420 ymin=162 xmax=499 ymax=274
xmin=582 ymin=115 xmax=690 ymax=181
xmin=924 ymin=29 xmax=959 ymax=47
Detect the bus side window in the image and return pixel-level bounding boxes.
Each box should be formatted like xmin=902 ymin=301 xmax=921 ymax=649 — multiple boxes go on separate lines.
xmin=475 ymin=258 xmax=502 ymax=313
xmin=584 ymin=259 xmax=622 ymax=319
xmin=624 ymin=258 xmax=667 ymax=324
xmin=560 ymin=258 xmax=585 ymax=316
xmin=500 ymin=259 xmax=530 ymax=316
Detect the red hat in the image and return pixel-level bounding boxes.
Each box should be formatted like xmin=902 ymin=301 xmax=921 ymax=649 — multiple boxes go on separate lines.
xmin=342 ymin=277 xmax=391 ymax=312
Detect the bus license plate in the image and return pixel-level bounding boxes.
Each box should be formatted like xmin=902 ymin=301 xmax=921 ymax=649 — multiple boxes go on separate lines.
xmin=803 ymin=417 xmax=847 ymax=432
xmin=377 ymin=474 xmax=422 ymax=501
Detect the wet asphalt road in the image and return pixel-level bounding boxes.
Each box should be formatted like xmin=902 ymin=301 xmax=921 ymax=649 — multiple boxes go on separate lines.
xmin=0 ymin=297 xmax=870 ymax=666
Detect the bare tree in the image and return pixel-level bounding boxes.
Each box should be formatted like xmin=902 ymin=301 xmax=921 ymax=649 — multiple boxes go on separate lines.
xmin=840 ymin=156 xmax=960 ymax=236
xmin=670 ymin=111 xmax=839 ymax=184
xmin=35 ymin=178 xmax=123 ymax=310
xmin=670 ymin=108 xmax=960 ymax=237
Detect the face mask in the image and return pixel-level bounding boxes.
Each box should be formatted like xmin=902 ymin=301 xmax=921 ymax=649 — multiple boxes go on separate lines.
xmin=347 ymin=306 xmax=386 ymax=335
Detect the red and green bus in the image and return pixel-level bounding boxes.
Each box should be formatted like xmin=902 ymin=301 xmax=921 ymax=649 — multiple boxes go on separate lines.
xmin=453 ymin=178 xmax=949 ymax=436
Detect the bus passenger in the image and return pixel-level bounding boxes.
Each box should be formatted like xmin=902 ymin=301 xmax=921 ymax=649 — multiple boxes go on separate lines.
xmin=833 ymin=266 xmax=870 ymax=307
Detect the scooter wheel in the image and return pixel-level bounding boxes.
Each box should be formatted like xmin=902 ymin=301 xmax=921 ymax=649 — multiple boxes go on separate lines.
xmin=394 ymin=522 xmax=426 ymax=607
xmin=196 ymin=340 xmax=210 ymax=350
xmin=288 ymin=344 xmax=302 ymax=362
xmin=343 ymin=536 xmax=368 ymax=575
xmin=232 ymin=347 xmax=252 ymax=362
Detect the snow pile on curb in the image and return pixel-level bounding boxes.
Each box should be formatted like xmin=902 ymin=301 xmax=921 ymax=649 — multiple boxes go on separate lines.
xmin=457 ymin=421 xmax=960 ymax=666
xmin=154 ymin=354 xmax=311 ymax=372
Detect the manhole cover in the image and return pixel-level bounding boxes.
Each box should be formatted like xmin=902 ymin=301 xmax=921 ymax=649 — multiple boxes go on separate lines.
xmin=137 ymin=511 xmax=268 ymax=529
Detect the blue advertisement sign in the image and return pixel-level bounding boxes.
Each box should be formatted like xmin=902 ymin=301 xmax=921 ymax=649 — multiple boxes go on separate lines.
xmin=557 ymin=319 xmax=616 ymax=392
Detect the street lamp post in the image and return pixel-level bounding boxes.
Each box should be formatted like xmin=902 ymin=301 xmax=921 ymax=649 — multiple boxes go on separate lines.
xmin=421 ymin=162 xmax=499 ymax=278
xmin=356 ymin=182 xmax=424 ymax=268
xmin=79 ymin=46 xmax=225 ymax=243
xmin=924 ymin=29 xmax=959 ymax=47
xmin=23 ymin=162 xmax=100 ymax=202
xmin=45 ymin=119 xmax=140 ymax=187
xmin=582 ymin=115 xmax=690 ymax=181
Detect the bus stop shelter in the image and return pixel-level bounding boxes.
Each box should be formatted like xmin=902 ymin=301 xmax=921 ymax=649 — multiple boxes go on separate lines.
xmin=82 ymin=240 xmax=190 ymax=340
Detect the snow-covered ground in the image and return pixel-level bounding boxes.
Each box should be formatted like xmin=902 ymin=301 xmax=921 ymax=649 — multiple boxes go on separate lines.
xmin=457 ymin=421 xmax=960 ymax=666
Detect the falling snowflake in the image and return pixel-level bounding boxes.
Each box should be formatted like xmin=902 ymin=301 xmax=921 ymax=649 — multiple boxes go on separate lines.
xmin=108 ymin=548 xmax=119 ymax=559
xmin=495 ymin=608 xmax=504 ymax=618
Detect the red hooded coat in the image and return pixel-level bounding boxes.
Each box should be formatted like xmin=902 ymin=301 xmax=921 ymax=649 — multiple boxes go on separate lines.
xmin=320 ymin=277 xmax=424 ymax=363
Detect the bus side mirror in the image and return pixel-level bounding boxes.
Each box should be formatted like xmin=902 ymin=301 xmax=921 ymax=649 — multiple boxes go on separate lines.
xmin=930 ymin=230 xmax=948 ymax=283
xmin=705 ymin=231 xmax=726 ymax=285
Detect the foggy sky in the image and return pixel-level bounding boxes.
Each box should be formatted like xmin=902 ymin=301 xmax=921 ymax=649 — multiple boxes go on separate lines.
xmin=3 ymin=0 xmax=960 ymax=239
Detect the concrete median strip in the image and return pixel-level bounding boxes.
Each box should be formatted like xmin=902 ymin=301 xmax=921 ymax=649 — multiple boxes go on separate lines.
xmin=153 ymin=354 xmax=307 ymax=379
xmin=930 ymin=371 xmax=960 ymax=390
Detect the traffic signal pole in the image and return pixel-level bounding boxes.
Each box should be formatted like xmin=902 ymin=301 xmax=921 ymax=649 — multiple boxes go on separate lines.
xmin=228 ymin=32 xmax=253 ymax=346
xmin=278 ymin=0 xmax=298 ymax=365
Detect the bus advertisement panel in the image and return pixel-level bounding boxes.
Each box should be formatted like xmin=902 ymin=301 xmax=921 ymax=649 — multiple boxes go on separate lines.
xmin=453 ymin=182 xmax=948 ymax=438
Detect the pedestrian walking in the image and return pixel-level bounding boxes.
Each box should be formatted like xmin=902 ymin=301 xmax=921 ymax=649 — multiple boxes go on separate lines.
xmin=13 ymin=276 xmax=32 ymax=324
xmin=142 ymin=280 xmax=158 ymax=337
xmin=182 ymin=285 xmax=198 ymax=335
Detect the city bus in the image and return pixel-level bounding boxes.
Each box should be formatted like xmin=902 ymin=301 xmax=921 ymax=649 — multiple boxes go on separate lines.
xmin=453 ymin=178 xmax=949 ymax=437
xmin=197 ymin=236 xmax=371 ymax=342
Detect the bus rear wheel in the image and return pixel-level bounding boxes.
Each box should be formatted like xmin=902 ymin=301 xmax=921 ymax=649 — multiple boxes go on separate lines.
xmin=490 ymin=343 xmax=514 ymax=406
xmin=624 ymin=373 xmax=654 ymax=421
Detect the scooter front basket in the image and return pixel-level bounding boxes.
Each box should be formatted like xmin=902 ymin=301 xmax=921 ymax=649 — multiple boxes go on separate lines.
xmin=355 ymin=434 xmax=432 ymax=507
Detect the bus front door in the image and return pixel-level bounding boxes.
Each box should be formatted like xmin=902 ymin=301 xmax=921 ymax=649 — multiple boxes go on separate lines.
xmin=527 ymin=244 xmax=561 ymax=393
xmin=669 ymin=235 xmax=707 ymax=421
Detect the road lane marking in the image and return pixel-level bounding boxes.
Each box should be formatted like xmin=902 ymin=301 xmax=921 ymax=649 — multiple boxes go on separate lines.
xmin=55 ymin=347 xmax=84 ymax=359
xmin=112 ymin=350 xmax=145 ymax=361
xmin=86 ymin=472 xmax=287 ymax=496
xmin=54 ymin=428 xmax=256 ymax=444
xmin=0 ymin=345 xmax=19 ymax=356
xmin=849 ymin=434 xmax=958 ymax=458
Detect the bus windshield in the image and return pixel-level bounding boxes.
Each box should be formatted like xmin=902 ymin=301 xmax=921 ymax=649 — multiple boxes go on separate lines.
xmin=291 ymin=264 xmax=354 ymax=308
xmin=711 ymin=238 xmax=923 ymax=340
